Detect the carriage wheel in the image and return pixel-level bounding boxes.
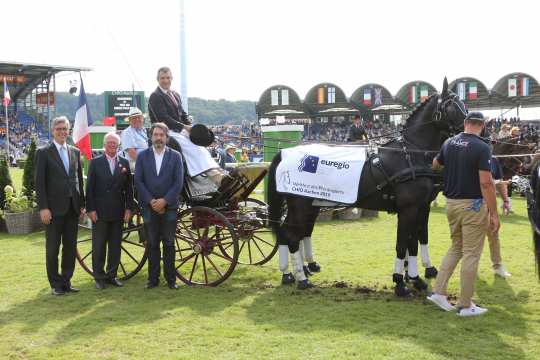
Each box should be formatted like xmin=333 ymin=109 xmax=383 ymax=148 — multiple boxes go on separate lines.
xmin=220 ymin=198 xmax=278 ymax=266
xmin=175 ymin=206 xmax=239 ymax=286
xmin=76 ymin=212 xmax=148 ymax=281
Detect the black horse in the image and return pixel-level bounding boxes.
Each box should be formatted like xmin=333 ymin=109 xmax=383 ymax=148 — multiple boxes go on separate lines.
xmin=267 ymin=78 xmax=467 ymax=295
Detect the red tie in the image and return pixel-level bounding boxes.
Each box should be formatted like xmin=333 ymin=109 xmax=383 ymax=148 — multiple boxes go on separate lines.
xmin=168 ymin=91 xmax=178 ymax=107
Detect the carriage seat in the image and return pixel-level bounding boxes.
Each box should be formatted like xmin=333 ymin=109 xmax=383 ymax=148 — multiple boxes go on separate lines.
xmin=184 ymin=172 xmax=219 ymax=201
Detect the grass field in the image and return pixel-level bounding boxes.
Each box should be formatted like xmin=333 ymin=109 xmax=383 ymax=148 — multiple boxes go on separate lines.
xmin=1 ymin=169 xmax=539 ymax=359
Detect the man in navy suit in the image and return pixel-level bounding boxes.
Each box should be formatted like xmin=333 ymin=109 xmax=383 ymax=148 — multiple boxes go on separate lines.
xmin=86 ymin=132 xmax=136 ymax=289
xmin=134 ymin=122 xmax=184 ymax=289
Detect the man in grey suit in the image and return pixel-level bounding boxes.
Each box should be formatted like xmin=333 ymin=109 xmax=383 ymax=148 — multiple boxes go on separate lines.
xmin=35 ymin=116 xmax=85 ymax=296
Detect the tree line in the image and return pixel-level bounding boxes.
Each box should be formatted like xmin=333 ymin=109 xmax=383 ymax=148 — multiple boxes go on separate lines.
xmin=54 ymin=92 xmax=257 ymax=125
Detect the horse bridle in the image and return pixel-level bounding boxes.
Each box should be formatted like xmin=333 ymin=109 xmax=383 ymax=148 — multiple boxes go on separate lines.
xmin=433 ymin=93 xmax=467 ymax=135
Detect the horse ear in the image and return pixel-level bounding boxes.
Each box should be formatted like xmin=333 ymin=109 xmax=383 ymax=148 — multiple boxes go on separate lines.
xmin=442 ymin=77 xmax=449 ymax=96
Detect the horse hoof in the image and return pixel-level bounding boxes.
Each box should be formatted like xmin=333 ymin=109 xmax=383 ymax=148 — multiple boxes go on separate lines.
xmin=303 ymin=265 xmax=312 ymax=278
xmin=281 ymin=273 xmax=295 ymax=285
xmin=394 ymin=283 xmax=411 ymax=297
xmin=425 ymin=267 xmax=438 ymax=279
xmin=307 ymin=262 xmax=321 ymax=273
xmin=297 ymin=279 xmax=314 ymax=290
xmin=409 ymin=276 xmax=428 ymax=291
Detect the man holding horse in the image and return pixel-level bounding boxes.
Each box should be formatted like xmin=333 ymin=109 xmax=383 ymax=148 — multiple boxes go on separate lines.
xmin=428 ymin=112 xmax=499 ymax=317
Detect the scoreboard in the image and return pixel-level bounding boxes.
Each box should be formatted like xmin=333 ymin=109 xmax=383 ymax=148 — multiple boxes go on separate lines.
xmin=104 ymin=91 xmax=146 ymax=129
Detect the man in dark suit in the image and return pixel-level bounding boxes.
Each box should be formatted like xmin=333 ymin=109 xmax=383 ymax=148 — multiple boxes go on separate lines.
xmin=134 ymin=122 xmax=184 ymax=289
xmin=348 ymin=115 xmax=369 ymax=142
xmin=86 ymin=132 xmax=136 ymax=289
xmin=35 ymin=116 xmax=85 ymax=296
xmin=148 ymin=66 xmax=191 ymax=133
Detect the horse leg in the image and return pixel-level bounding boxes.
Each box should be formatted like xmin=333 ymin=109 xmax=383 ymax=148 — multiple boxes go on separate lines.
xmin=394 ymin=207 xmax=418 ymax=297
xmin=278 ymin=236 xmax=295 ymax=285
xmin=303 ymin=206 xmax=321 ymax=275
xmin=406 ymin=210 xmax=428 ymax=291
xmin=418 ymin=204 xmax=438 ymax=278
xmin=284 ymin=198 xmax=314 ymax=290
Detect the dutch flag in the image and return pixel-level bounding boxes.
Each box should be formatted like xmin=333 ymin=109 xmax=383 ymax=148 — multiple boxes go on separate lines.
xmin=72 ymin=77 xmax=94 ymax=160
xmin=2 ymin=78 xmax=10 ymax=107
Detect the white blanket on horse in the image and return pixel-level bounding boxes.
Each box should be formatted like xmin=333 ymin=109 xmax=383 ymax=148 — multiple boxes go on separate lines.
xmin=276 ymin=144 xmax=366 ymax=204
xmin=170 ymin=129 xmax=220 ymax=176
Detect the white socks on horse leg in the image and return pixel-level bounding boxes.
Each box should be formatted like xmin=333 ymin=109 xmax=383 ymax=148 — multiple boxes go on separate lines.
xmin=291 ymin=250 xmax=307 ymax=281
xmin=278 ymin=245 xmax=290 ymax=273
xmin=303 ymin=237 xmax=314 ymax=263
xmin=407 ymin=256 xmax=419 ymax=278
xmin=298 ymin=240 xmax=305 ymax=264
xmin=420 ymin=244 xmax=431 ymax=268
xmin=394 ymin=258 xmax=405 ymax=274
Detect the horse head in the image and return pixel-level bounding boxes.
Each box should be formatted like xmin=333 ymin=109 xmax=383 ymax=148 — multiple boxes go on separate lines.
xmin=433 ymin=77 xmax=467 ymax=137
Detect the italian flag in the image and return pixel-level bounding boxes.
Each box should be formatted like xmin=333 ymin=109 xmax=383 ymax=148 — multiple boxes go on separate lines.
xmin=73 ymin=78 xmax=94 ymax=160
xmin=408 ymin=85 xmax=417 ymax=103
xmin=468 ymin=82 xmax=478 ymax=100
xmin=420 ymin=85 xmax=429 ymax=102
xmin=363 ymin=88 xmax=372 ymax=106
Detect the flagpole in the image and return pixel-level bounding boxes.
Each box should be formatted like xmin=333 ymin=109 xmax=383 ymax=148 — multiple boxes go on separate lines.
xmin=180 ymin=0 xmax=188 ymax=113
xmin=3 ymin=78 xmax=8 ymax=162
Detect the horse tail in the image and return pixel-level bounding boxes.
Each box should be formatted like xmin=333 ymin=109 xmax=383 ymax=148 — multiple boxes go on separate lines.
xmin=534 ymin=230 xmax=540 ymax=280
xmin=268 ymin=151 xmax=284 ymax=238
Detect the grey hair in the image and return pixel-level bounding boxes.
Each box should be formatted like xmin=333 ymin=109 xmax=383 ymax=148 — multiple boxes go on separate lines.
xmin=52 ymin=116 xmax=71 ymax=129
xmin=104 ymin=131 xmax=121 ymax=144
xmin=157 ymin=66 xmax=172 ymax=80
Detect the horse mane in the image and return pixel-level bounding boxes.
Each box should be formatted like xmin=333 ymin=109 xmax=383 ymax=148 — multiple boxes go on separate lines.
xmin=404 ymin=94 xmax=438 ymax=127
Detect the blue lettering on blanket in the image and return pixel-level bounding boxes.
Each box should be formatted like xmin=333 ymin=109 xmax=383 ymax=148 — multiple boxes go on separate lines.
xmin=276 ymin=144 xmax=367 ymax=204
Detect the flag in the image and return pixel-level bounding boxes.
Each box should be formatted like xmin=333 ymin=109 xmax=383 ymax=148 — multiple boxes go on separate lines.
xmin=508 ymin=78 xmax=517 ymax=97
xmin=408 ymin=85 xmax=417 ymax=103
xmin=420 ymin=85 xmax=429 ymax=102
xmin=73 ymin=78 xmax=94 ymax=160
xmin=3 ymin=79 xmax=11 ymax=107
xmin=469 ymin=82 xmax=478 ymax=100
xmin=457 ymin=82 xmax=466 ymax=100
xmin=103 ymin=116 xmax=116 ymax=126
xmin=317 ymin=87 xmax=325 ymax=104
xmin=363 ymin=88 xmax=372 ymax=106
xmin=374 ymin=88 xmax=383 ymax=106
xmin=520 ymin=77 xmax=529 ymax=96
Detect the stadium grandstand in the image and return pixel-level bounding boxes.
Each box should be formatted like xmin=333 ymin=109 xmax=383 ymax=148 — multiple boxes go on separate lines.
xmin=0 ymin=61 xmax=91 ymax=164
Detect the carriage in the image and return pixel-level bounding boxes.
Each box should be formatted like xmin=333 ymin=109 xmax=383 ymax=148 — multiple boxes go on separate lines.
xmin=75 ymin=161 xmax=277 ymax=286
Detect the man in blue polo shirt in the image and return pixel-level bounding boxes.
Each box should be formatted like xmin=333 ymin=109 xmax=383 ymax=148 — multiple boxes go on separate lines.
xmin=428 ymin=112 xmax=500 ymax=317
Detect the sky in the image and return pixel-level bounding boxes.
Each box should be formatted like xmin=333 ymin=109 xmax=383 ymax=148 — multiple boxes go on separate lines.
xmin=3 ymin=0 xmax=540 ymax=108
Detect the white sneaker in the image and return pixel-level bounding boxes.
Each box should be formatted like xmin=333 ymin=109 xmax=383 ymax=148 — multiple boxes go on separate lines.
xmin=494 ymin=266 xmax=511 ymax=278
xmin=457 ymin=303 xmax=488 ymax=317
xmin=427 ymin=293 xmax=456 ymax=312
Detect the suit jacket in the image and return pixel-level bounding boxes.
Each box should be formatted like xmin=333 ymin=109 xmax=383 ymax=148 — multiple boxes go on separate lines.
xmin=348 ymin=124 xmax=368 ymax=141
xmin=85 ymin=155 xmax=136 ymax=221
xmin=35 ymin=142 xmax=85 ymax=216
xmin=148 ymin=87 xmax=189 ymax=132
xmin=134 ymin=147 xmax=184 ymax=210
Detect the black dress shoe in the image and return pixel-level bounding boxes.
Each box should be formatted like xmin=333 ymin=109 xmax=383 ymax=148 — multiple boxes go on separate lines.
xmin=107 ymin=278 xmax=124 ymax=287
xmin=145 ymin=282 xmax=159 ymax=289
xmin=65 ymin=286 xmax=80 ymax=293
xmin=51 ymin=288 xmax=65 ymax=296
xmin=95 ymin=280 xmax=106 ymax=290
xmin=167 ymin=283 xmax=179 ymax=290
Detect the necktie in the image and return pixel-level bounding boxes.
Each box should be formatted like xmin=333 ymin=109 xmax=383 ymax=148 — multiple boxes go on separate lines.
xmin=59 ymin=146 xmax=69 ymax=173
xmin=167 ymin=91 xmax=179 ymax=107
xmin=110 ymin=157 xmax=116 ymax=175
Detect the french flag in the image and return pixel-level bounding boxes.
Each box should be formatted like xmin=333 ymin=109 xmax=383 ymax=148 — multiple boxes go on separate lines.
xmin=520 ymin=77 xmax=529 ymax=97
xmin=363 ymin=89 xmax=372 ymax=106
xmin=3 ymin=78 xmax=10 ymax=107
xmin=72 ymin=78 xmax=93 ymax=160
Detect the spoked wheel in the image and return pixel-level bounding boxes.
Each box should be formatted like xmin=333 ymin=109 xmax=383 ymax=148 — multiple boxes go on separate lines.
xmin=221 ymin=198 xmax=277 ymax=265
xmin=175 ymin=206 xmax=239 ymax=286
xmin=75 ymin=212 xmax=148 ymax=281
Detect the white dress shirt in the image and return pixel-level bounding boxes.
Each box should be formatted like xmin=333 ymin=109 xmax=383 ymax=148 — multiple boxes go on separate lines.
xmin=153 ymin=147 xmax=165 ymax=175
